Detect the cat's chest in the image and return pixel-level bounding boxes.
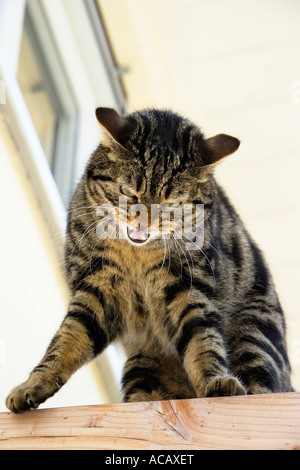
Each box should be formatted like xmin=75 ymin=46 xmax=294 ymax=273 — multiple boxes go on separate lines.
xmin=93 ymin=244 xmax=176 ymax=329
xmin=117 ymin=257 xmax=168 ymax=327
xmin=124 ymin=270 xmax=163 ymax=318
xmin=120 ymin=280 xmax=171 ymax=354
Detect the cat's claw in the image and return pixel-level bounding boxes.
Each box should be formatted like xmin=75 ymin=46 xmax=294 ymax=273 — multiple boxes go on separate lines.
xmin=6 ymin=375 xmax=64 ymax=413
xmin=26 ymin=394 xmax=38 ymax=409
xmin=205 ymin=376 xmax=246 ymax=397
xmin=6 ymin=384 xmax=42 ymax=413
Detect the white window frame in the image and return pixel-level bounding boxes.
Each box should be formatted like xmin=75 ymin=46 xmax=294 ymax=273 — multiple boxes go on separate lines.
xmin=0 ymin=0 xmax=125 ymax=403
xmin=23 ymin=2 xmax=80 ymax=205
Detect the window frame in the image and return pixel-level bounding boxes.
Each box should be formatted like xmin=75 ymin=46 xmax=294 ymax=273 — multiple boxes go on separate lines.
xmin=22 ymin=2 xmax=80 ymax=206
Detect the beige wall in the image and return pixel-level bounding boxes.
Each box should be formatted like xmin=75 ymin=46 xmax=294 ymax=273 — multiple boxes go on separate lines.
xmin=99 ymin=0 xmax=300 ymax=390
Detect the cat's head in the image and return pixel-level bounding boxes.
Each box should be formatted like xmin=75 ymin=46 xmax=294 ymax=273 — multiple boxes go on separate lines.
xmin=85 ymin=107 xmax=240 ymax=247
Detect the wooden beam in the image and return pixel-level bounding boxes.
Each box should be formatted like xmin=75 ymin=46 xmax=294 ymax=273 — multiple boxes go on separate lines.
xmin=0 ymin=392 xmax=299 ymax=450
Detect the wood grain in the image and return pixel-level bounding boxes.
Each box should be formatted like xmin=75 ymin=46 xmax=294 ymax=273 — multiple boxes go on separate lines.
xmin=0 ymin=393 xmax=299 ymax=450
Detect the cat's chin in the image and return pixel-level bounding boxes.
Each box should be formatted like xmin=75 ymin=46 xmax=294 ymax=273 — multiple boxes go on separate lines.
xmin=127 ymin=226 xmax=150 ymax=246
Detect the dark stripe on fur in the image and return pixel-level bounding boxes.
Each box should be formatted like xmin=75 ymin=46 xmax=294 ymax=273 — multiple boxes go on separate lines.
xmin=67 ymin=310 xmax=108 ymax=356
xmin=176 ymin=313 xmax=222 ymax=357
xmin=87 ymin=170 xmax=114 ymax=182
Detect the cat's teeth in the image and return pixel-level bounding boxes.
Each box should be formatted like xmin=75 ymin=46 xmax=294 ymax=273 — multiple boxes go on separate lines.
xmin=127 ymin=227 xmax=150 ymax=244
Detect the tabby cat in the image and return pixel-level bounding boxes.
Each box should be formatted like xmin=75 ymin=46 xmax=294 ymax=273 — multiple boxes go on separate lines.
xmin=6 ymin=107 xmax=293 ymax=413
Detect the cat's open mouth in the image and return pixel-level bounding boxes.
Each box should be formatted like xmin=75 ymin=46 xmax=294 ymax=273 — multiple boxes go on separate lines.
xmin=127 ymin=226 xmax=150 ymax=244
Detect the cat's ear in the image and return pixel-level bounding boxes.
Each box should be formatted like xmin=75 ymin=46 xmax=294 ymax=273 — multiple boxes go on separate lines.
xmin=95 ymin=107 xmax=135 ymax=147
xmin=205 ymin=134 xmax=240 ymax=165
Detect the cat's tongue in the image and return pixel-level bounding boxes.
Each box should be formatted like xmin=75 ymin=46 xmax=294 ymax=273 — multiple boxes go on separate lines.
xmin=127 ymin=227 xmax=149 ymax=244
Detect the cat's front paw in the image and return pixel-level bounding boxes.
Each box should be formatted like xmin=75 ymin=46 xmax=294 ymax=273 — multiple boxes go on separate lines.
xmin=6 ymin=375 xmax=64 ymax=413
xmin=205 ymin=376 xmax=246 ymax=397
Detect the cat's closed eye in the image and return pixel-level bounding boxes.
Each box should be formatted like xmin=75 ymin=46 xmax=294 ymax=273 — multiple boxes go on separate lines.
xmin=120 ymin=185 xmax=136 ymax=198
xmin=163 ymin=202 xmax=181 ymax=208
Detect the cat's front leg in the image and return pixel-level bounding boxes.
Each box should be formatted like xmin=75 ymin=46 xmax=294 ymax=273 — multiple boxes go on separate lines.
xmin=6 ymin=292 xmax=114 ymax=413
xmin=175 ymin=304 xmax=246 ymax=397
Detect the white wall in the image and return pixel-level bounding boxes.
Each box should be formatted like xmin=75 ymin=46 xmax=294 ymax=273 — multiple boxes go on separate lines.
xmin=0 ymin=114 xmax=102 ymax=412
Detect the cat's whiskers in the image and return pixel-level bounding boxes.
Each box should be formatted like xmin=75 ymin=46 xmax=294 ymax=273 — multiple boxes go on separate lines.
xmin=88 ymin=222 xmax=115 ymax=276
xmin=202 ymin=227 xmax=221 ymax=257
xmin=154 ymin=234 xmax=168 ymax=278
xmin=178 ymin=235 xmax=195 ymax=274
xmin=172 ymin=234 xmax=184 ymax=278
xmin=71 ymin=210 xmax=99 ymax=219
xmin=95 ymin=216 xmax=116 ymax=267
xmin=67 ymin=204 xmax=99 ymax=218
xmin=102 ymin=226 xmax=116 ymax=270
xmin=173 ymin=232 xmax=193 ymax=291
xmin=69 ymin=220 xmax=98 ymax=258
xmin=71 ymin=215 xmax=115 ymax=260
xmin=94 ymin=215 xmax=115 ymax=233
xmin=206 ymin=213 xmax=224 ymax=239
xmin=166 ymin=233 xmax=172 ymax=276
xmin=152 ymin=233 xmax=173 ymax=291
xmin=182 ymin=231 xmax=217 ymax=291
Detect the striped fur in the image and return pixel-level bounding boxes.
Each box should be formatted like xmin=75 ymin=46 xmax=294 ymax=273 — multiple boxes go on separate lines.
xmin=6 ymin=108 xmax=292 ymax=412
